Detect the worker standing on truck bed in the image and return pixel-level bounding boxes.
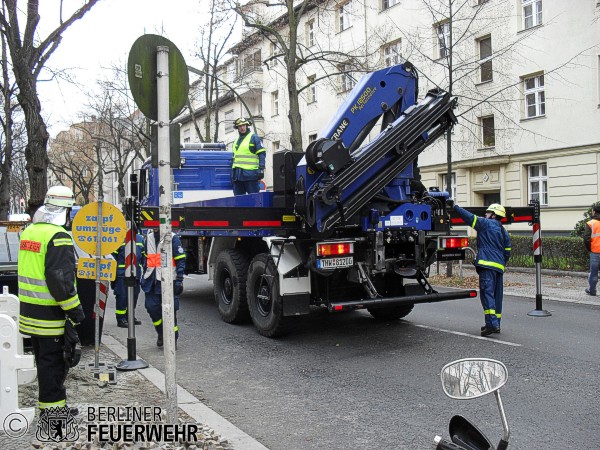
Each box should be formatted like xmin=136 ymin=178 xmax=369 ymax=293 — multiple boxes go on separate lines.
xmin=18 ymin=185 xmax=85 ymax=412
xmin=231 ymin=117 xmax=266 ymax=195
xmin=141 ymin=229 xmax=186 ymax=347
xmin=447 ymin=200 xmax=511 ymax=336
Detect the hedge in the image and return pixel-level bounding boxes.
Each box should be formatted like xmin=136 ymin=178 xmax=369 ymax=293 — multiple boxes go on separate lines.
xmin=465 ymin=235 xmax=589 ymax=272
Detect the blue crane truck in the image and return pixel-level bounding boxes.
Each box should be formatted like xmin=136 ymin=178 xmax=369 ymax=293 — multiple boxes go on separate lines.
xmin=137 ymin=61 xmax=479 ymax=337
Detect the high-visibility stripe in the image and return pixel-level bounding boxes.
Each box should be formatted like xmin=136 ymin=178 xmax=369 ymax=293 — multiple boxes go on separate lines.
xmin=174 ymin=325 xmax=179 ymax=332
xmin=174 ymin=254 xmax=186 ymax=261
xmin=56 ymin=296 xmax=81 ymax=310
xmin=153 ymin=318 xmax=162 ymax=326
xmin=19 ymin=289 xmax=54 ymax=300
xmin=18 ymin=275 xmax=46 ymax=286
xmin=243 ymin=221 xmax=282 ymax=227
xmin=53 ymin=238 xmax=73 ymax=247
xmin=496 ymin=313 xmax=502 ymax=318
xmin=19 ymin=316 xmax=66 ymax=328
xmin=115 ymin=309 xmax=127 ymax=315
xmin=477 ymin=259 xmax=505 ymax=271
xmin=484 ymin=309 xmax=496 ymax=315
xmin=472 ymin=216 xmax=477 ymax=228
xmin=19 ymin=323 xmax=64 ymax=336
xmin=505 ymin=247 xmax=511 ymax=251
xmin=39 ymin=399 xmax=66 ymax=409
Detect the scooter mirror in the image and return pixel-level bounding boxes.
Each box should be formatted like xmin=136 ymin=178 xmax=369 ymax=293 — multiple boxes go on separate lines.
xmin=441 ymin=358 xmax=508 ymax=400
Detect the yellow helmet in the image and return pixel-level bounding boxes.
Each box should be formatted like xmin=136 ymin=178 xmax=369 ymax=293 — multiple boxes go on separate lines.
xmin=233 ymin=117 xmax=251 ymax=129
xmin=486 ymin=203 xmax=506 ymax=218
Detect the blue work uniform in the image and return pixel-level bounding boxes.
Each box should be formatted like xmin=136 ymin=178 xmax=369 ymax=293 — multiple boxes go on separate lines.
xmin=231 ymin=130 xmax=266 ymax=195
xmin=141 ymin=231 xmax=186 ymax=339
xmin=112 ymin=234 xmax=144 ymax=324
xmin=454 ymin=205 xmax=511 ymax=329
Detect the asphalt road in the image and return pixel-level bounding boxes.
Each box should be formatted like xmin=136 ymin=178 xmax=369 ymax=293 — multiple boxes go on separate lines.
xmin=107 ymin=275 xmax=600 ymax=450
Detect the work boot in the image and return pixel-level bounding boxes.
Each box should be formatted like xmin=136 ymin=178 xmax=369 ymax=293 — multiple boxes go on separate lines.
xmin=585 ymin=289 xmax=597 ymax=296
xmin=481 ymin=325 xmax=501 ymax=333
xmin=481 ymin=326 xmax=500 ymax=336
xmin=156 ymin=335 xmax=163 ymax=347
xmin=134 ymin=318 xmax=142 ymax=325
xmin=117 ymin=320 xmax=128 ymax=328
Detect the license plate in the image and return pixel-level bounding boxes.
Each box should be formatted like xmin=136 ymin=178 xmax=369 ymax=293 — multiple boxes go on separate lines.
xmin=317 ymin=256 xmax=353 ymax=269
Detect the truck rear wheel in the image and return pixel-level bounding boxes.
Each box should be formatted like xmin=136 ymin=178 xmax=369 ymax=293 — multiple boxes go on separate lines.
xmin=214 ymin=249 xmax=250 ymax=324
xmin=367 ymin=304 xmax=414 ymax=320
xmin=246 ymin=253 xmax=289 ymax=337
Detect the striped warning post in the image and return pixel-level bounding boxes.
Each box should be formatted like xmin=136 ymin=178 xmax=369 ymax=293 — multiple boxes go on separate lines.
xmin=532 ymin=222 xmax=542 ymax=262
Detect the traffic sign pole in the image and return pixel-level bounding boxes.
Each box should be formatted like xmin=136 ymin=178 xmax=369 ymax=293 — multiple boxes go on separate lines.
xmin=157 ymin=45 xmax=178 ymax=424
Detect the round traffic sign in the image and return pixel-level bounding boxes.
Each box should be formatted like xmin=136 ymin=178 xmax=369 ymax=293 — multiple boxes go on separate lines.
xmin=72 ymin=202 xmax=127 ymax=256
xmin=127 ymin=34 xmax=189 ymax=121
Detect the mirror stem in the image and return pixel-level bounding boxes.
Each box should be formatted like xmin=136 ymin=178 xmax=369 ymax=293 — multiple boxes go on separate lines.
xmin=494 ymin=390 xmax=510 ymax=444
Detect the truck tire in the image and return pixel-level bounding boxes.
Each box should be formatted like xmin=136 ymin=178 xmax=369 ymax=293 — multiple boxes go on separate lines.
xmin=246 ymin=253 xmax=289 ymax=337
xmin=214 ymin=249 xmax=250 ymax=324
xmin=367 ymin=304 xmax=414 ymax=320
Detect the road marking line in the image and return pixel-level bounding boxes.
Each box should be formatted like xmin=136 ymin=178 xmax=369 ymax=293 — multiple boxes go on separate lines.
xmin=413 ymin=324 xmax=522 ymax=347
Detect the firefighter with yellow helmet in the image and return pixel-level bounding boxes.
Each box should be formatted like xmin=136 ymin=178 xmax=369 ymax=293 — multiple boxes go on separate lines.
xmin=18 ymin=185 xmax=85 ymax=412
xmin=447 ymin=200 xmax=511 ymax=336
xmin=231 ymin=117 xmax=266 ymax=195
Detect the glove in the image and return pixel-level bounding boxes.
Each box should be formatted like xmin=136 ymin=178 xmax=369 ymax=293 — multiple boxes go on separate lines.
xmin=63 ymin=318 xmax=81 ymax=368
xmin=446 ymin=199 xmax=455 ymax=209
xmin=174 ymin=279 xmax=184 ymax=296
xmin=257 ymin=170 xmax=264 ymax=180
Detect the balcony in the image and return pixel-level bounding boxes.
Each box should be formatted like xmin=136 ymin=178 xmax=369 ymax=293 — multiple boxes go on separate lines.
xmin=234 ymin=66 xmax=263 ymax=100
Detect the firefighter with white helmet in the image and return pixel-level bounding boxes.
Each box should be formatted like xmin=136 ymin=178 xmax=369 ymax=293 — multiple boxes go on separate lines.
xmin=231 ymin=117 xmax=266 ymax=195
xmin=446 ymin=199 xmax=511 ymax=336
xmin=18 ymin=185 xmax=84 ymax=413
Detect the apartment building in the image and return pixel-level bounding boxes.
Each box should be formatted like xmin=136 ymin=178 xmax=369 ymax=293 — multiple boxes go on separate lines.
xmin=179 ymin=0 xmax=600 ymax=234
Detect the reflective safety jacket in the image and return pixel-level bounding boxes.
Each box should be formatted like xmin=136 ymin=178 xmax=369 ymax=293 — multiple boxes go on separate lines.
xmin=584 ymin=216 xmax=600 ymax=253
xmin=113 ymin=233 xmax=144 ymax=279
xmin=141 ymin=230 xmax=186 ymax=295
xmin=454 ymin=205 xmax=511 ymax=273
xmin=18 ymin=222 xmax=84 ymax=336
xmin=232 ymin=131 xmax=265 ymax=171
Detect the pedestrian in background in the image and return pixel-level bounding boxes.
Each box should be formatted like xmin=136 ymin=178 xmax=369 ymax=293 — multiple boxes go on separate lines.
xmin=18 ymin=186 xmax=85 ymax=412
xmin=141 ymin=229 xmax=186 ymax=347
xmin=231 ymin=117 xmax=266 ymax=195
xmin=584 ymin=204 xmax=600 ymax=296
xmin=447 ymin=200 xmax=511 ymax=336
xmin=112 ymin=233 xmax=144 ymax=327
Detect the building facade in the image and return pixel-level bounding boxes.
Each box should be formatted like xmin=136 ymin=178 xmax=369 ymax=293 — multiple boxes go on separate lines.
xmin=179 ymin=0 xmax=600 ymax=234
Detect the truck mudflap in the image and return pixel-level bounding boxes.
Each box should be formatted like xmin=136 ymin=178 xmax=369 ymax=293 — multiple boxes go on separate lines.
xmin=328 ymin=289 xmax=477 ymax=312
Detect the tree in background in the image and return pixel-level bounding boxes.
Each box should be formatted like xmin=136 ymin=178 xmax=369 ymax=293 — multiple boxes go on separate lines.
xmin=0 ymin=0 xmax=99 ymax=214
xmin=572 ymin=201 xmax=600 ymax=239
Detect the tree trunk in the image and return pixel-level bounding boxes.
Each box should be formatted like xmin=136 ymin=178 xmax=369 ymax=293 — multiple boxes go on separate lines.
xmin=0 ymin=35 xmax=13 ymax=220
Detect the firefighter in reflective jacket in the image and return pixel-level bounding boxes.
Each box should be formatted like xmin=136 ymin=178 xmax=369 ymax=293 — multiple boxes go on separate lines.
xmin=141 ymin=230 xmax=186 ymax=347
xmin=231 ymin=117 xmax=266 ymax=195
xmin=112 ymin=234 xmax=144 ymax=327
xmin=18 ymin=186 xmax=85 ymax=411
xmin=448 ymin=201 xmax=511 ymax=336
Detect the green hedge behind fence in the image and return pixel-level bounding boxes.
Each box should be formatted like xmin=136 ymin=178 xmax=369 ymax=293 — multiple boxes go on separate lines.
xmin=467 ymin=235 xmax=589 ymax=272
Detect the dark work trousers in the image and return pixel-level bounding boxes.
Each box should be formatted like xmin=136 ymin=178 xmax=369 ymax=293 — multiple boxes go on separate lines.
xmin=113 ymin=277 xmax=140 ymax=323
xmin=233 ymin=180 xmax=260 ymax=195
xmin=31 ymin=336 xmax=68 ymax=410
xmin=145 ymin=291 xmax=179 ymax=339
xmin=478 ymin=267 xmax=503 ymax=329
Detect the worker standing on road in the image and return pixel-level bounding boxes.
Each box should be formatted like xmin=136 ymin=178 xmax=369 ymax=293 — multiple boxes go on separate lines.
xmin=447 ymin=200 xmax=511 ymax=336
xmin=112 ymin=234 xmax=144 ymax=327
xmin=584 ymin=204 xmax=600 ymax=296
xmin=231 ymin=117 xmax=266 ymax=195
xmin=141 ymin=229 xmax=186 ymax=347
xmin=18 ymin=186 xmax=85 ymax=412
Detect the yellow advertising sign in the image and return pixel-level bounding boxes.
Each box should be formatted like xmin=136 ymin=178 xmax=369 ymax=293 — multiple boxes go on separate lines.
xmin=77 ymin=257 xmax=117 ymax=281
xmin=72 ymin=202 xmax=127 ymax=256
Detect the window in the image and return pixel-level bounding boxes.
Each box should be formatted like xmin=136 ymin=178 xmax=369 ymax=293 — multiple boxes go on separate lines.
xmin=383 ymin=40 xmax=402 ymax=67
xmin=478 ymin=36 xmax=492 ymax=82
xmin=307 ymin=75 xmax=317 ymax=103
xmin=382 ymin=0 xmax=399 ymax=10
xmin=225 ymin=109 xmax=234 ymax=122
xmin=271 ymin=91 xmax=279 ymax=116
xmin=269 ymin=42 xmax=278 ymax=67
xmin=528 ymin=163 xmax=548 ymax=205
xmin=441 ymin=172 xmax=456 ymax=200
xmin=273 ymin=141 xmax=280 ymax=152
xmin=479 ymin=115 xmax=495 ymax=147
xmin=522 ymin=0 xmax=542 ymax=29
xmin=226 ymin=62 xmax=236 ymax=84
xmin=338 ymin=1 xmax=352 ymax=32
xmin=338 ymin=63 xmax=356 ymax=92
xmin=436 ymin=22 xmax=450 ymax=59
xmin=242 ymin=49 xmax=262 ymax=76
xmin=308 ymin=133 xmax=317 ymax=143
xmin=306 ymin=20 xmax=315 ymax=47
xmin=523 ymin=74 xmax=545 ymax=118
xmin=183 ymin=128 xmax=191 ymax=143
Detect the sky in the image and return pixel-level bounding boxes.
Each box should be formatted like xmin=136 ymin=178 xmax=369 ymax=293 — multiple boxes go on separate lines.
xmin=36 ymin=0 xmax=208 ymax=136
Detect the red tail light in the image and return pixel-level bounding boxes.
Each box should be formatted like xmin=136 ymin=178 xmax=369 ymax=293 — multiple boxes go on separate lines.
xmin=441 ymin=237 xmax=469 ymax=249
xmin=317 ymin=241 xmax=354 ymax=256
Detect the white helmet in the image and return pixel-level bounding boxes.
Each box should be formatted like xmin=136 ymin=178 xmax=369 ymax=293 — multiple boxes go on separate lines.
xmin=45 ymin=185 xmax=76 ymax=208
